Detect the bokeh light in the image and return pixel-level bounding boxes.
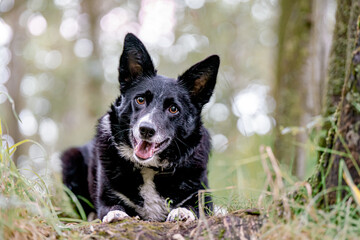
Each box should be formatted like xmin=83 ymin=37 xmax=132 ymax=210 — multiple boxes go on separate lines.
xmin=185 ymin=0 xmax=205 ymax=9
xmin=39 ymin=118 xmax=59 ymax=145
xmin=0 ymin=18 xmax=13 ymax=45
xmin=18 ymin=109 xmax=38 ymax=136
xmin=232 ymin=84 xmax=275 ymax=136
xmin=74 ymin=38 xmax=93 ymax=58
xmin=0 ymin=0 xmax=14 ymax=13
xmin=60 ymin=17 xmax=79 ymax=40
xmin=138 ymin=0 xmax=176 ymax=48
xmin=27 ymin=13 xmax=47 ymax=36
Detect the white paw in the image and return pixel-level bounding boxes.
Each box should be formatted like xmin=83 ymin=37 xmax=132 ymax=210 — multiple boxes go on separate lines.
xmin=102 ymin=210 xmax=129 ymax=223
xmin=166 ymin=207 xmax=196 ymax=222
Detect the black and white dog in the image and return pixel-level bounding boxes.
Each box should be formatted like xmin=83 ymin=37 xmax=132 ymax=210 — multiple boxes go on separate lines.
xmin=61 ymin=33 xmax=220 ymax=223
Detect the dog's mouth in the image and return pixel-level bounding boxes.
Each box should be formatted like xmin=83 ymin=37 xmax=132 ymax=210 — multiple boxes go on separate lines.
xmin=133 ymin=137 xmax=170 ymax=161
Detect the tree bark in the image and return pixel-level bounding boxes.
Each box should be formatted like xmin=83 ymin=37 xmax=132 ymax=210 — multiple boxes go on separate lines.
xmin=312 ymin=0 xmax=360 ymax=205
xmin=318 ymin=0 xmax=357 ymax=160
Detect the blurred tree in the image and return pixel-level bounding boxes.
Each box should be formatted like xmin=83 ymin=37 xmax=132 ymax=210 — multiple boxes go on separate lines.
xmin=311 ymin=0 xmax=360 ymax=205
xmin=274 ymin=0 xmax=333 ymax=179
xmin=4 ymin=1 xmax=27 ymax=162
xmin=273 ymin=0 xmax=313 ymax=179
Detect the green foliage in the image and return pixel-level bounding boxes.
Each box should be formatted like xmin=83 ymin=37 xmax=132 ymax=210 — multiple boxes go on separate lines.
xmin=259 ymin=146 xmax=360 ymax=239
xmin=62 ymin=186 xmax=87 ymax=221
xmin=0 ymin=119 xmax=62 ymax=238
xmin=262 ymin=197 xmax=360 ymax=239
xmin=0 ymin=95 xmax=86 ymax=238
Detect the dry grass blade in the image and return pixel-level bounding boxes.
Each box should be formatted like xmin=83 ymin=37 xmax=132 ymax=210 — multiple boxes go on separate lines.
xmin=265 ymin=147 xmax=290 ymax=219
xmin=259 ymin=145 xmax=275 ymax=205
xmin=196 ymin=189 xmax=215 ymax=240
xmin=294 ymin=182 xmax=312 ymax=199
xmin=342 ymin=161 xmax=360 ymax=206
xmin=265 ymin=147 xmax=284 ymax=191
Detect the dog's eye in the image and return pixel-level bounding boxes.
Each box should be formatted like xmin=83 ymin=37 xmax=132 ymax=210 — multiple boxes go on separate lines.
xmin=135 ymin=97 xmax=145 ymax=105
xmin=169 ymin=105 xmax=179 ymax=114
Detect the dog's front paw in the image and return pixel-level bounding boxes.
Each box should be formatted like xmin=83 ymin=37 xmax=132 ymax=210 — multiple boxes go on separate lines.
xmin=166 ymin=208 xmax=196 ymax=222
xmin=102 ymin=210 xmax=129 ymax=223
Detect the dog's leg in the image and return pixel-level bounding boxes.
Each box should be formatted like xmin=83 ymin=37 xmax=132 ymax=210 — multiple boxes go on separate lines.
xmin=61 ymin=147 xmax=93 ymax=215
xmin=98 ymin=203 xmax=130 ymax=223
xmin=97 ymin=184 xmax=131 ymax=223
xmin=166 ymin=183 xmax=213 ymax=222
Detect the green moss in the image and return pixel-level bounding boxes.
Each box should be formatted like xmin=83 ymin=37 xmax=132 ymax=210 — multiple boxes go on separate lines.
xmin=312 ymin=0 xmax=360 ymax=204
xmin=218 ymin=228 xmax=226 ymax=239
xmin=318 ymin=0 xmax=359 ymax=153
xmin=318 ymin=0 xmax=354 ymax=157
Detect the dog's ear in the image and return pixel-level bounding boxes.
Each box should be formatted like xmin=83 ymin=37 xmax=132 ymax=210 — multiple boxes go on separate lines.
xmin=118 ymin=33 xmax=155 ymax=91
xmin=178 ymin=55 xmax=220 ymax=108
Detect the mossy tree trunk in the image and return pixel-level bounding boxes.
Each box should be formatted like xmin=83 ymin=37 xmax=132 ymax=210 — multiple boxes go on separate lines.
xmin=312 ymin=0 xmax=360 ymax=204
xmin=274 ymin=0 xmax=313 ymax=179
xmin=318 ymin=0 xmax=358 ymax=160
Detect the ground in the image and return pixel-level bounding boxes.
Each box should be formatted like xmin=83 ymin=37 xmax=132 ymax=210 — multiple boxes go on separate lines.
xmin=60 ymin=210 xmax=262 ymax=239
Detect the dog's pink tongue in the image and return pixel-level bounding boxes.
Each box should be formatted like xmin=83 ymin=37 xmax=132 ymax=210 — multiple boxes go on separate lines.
xmin=135 ymin=140 xmax=156 ymax=160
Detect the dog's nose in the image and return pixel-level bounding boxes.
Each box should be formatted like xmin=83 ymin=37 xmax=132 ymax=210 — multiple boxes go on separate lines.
xmin=139 ymin=122 xmax=156 ymax=139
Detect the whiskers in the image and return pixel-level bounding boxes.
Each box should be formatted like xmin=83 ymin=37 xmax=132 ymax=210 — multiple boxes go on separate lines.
xmin=112 ymin=127 xmax=131 ymax=139
xmin=173 ymin=139 xmax=182 ymax=159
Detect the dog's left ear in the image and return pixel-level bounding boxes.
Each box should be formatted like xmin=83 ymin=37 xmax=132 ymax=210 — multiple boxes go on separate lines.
xmin=178 ymin=55 xmax=220 ymax=108
xmin=118 ymin=33 xmax=156 ymax=91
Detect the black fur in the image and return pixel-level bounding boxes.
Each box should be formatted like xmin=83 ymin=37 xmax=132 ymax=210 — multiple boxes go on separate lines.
xmin=61 ymin=33 xmax=220 ymax=221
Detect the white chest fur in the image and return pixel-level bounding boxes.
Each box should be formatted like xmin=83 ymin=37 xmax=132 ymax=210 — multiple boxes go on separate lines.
xmin=113 ymin=168 xmax=169 ymax=221
xmin=139 ymin=168 xmax=168 ymax=221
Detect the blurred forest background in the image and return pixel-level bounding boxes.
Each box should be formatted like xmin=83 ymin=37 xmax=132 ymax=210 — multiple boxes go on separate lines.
xmin=0 ymin=0 xmax=337 ymax=205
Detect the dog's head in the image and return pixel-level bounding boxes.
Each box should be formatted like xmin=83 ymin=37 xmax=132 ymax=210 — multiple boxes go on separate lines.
xmin=112 ymin=33 xmax=219 ymax=168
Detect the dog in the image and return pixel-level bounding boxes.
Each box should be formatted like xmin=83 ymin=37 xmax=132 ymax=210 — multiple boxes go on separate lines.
xmin=61 ymin=33 xmax=220 ymax=223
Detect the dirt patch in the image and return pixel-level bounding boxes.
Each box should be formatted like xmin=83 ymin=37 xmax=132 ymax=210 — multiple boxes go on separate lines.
xmin=62 ymin=210 xmax=263 ymax=239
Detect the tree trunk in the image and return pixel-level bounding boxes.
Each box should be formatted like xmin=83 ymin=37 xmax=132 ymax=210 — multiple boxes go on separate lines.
xmin=312 ymin=0 xmax=360 ymax=205
xmin=3 ymin=1 xmax=27 ymax=163
xmin=318 ymin=0 xmax=357 ymax=160
xmin=81 ymin=0 xmax=105 ymax=117
xmin=273 ymin=0 xmax=313 ymax=178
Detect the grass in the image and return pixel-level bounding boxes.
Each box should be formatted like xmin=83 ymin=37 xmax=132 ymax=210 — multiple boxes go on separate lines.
xmin=0 ymin=94 xmax=85 ymax=239
xmin=0 ymin=119 xmax=61 ymax=239
xmin=257 ymin=146 xmax=360 ymax=239
xmin=207 ymin=134 xmax=360 ymax=240
xmin=260 ymin=186 xmax=360 ymax=239
xmin=261 ymin=198 xmax=360 ymax=239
